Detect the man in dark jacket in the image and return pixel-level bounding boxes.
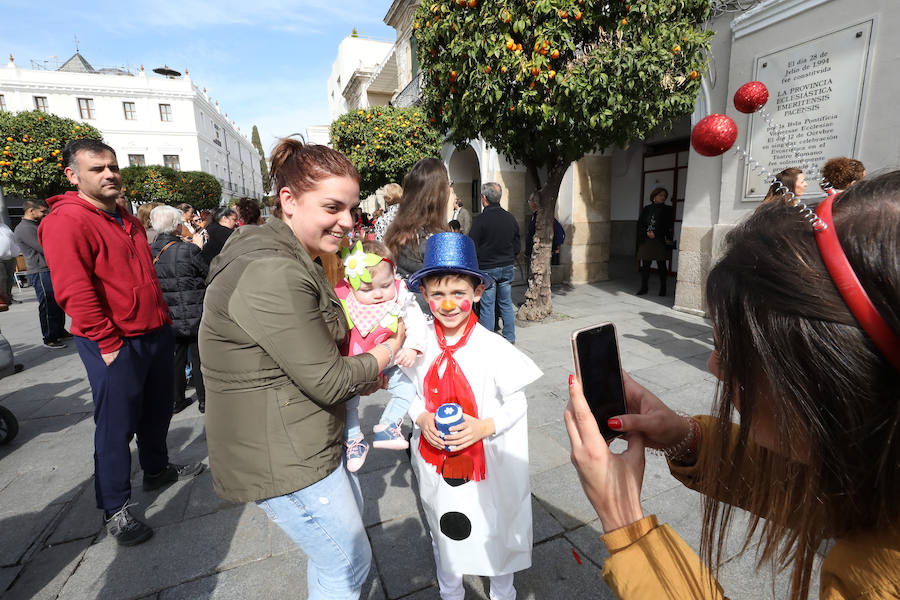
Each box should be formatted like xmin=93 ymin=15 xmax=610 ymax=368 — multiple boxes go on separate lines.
xmin=200 ymin=206 xmax=238 ymax=264
xmin=468 ymin=182 xmax=520 ymax=343
xmin=14 ymin=199 xmax=70 ymax=348
xmin=40 ymin=139 xmax=203 ymax=547
xmin=149 ymin=205 xmax=209 ymax=414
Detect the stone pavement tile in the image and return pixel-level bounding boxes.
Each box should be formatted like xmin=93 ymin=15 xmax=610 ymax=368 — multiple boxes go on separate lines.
xmin=532 ymin=496 xmax=564 ymax=543
xmin=0 ymin=565 xmax=22 ymax=595
xmin=268 ymin=516 xmax=296 ymax=556
xmin=361 ymin=461 xmax=421 ymax=528
xmin=525 ymin=373 xmax=568 ymax=428
xmin=530 ymin=463 xmax=597 ymax=530
xmin=368 ymin=514 xmax=435 ymax=599
xmin=57 ymin=504 xmax=268 ymax=600
xmin=564 ymin=518 xmax=609 ymax=568
xmin=515 ymin=537 xmax=613 ymax=599
xmin=25 ymin=392 xmax=93 ymax=420
xmin=47 ymin=481 xmax=103 ymax=545
xmin=717 ymin=541 xmax=822 ymax=600
xmin=0 ymin=503 xmax=64 ymax=566
xmin=158 ymin=551 xmax=308 ymax=600
xmin=183 ymin=470 xmax=240 ymax=521
xmin=631 ymin=358 xmax=712 ymax=392
xmin=0 ymin=464 xmax=85 ymax=516
xmin=527 ymin=426 xmax=570 ymax=477
xmin=656 ymin=378 xmax=719 ymax=416
xmin=4 ymin=537 xmax=91 ymax=600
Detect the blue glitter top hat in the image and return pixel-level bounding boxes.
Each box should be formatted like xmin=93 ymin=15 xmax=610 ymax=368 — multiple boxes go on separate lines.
xmin=407 ymin=232 xmax=494 ymax=292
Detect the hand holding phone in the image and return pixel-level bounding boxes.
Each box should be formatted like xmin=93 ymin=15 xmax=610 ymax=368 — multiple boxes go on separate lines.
xmin=571 ymin=322 xmax=628 ymax=442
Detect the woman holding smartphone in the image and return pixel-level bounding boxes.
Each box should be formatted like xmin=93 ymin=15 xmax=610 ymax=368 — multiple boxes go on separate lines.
xmin=566 ymin=171 xmax=900 ymax=599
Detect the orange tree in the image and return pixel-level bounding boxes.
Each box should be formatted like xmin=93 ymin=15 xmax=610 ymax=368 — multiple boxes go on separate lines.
xmin=0 ymin=110 xmax=102 ymax=199
xmin=414 ymin=0 xmax=713 ymax=319
xmin=330 ymin=106 xmax=444 ymax=198
xmin=122 ymin=166 xmax=222 ymax=210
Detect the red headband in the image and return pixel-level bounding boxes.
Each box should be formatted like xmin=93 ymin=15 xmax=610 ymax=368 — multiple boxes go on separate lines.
xmin=815 ymin=196 xmax=900 ymax=371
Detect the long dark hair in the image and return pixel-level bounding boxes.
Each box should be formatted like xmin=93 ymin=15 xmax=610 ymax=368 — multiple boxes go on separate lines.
xmin=701 ymin=170 xmax=900 ymax=599
xmin=384 ymin=158 xmax=449 ymax=258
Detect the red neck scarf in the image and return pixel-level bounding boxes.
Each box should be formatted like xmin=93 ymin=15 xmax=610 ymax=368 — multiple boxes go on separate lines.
xmin=419 ymin=312 xmax=487 ymax=482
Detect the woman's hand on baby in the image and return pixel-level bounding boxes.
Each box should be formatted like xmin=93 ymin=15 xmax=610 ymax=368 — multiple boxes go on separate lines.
xmin=608 ymin=371 xmax=691 ymax=450
xmin=416 ymin=412 xmax=445 ymax=449
xmin=565 ymin=376 xmax=645 ymax=533
xmin=445 ymin=414 xmax=495 ymax=452
xmin=394 ymin=348 xmax=419 ymax=368
xmin=387 ymin=320 xmax=407 ymax=351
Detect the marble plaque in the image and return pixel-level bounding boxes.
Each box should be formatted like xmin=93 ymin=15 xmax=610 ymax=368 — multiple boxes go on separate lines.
xmin=742 ymin=20 xmax=873 ymax=200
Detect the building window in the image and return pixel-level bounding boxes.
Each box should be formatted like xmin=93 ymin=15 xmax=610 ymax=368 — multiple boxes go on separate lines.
xmin=123 ymin=102 xmax=136 ymax=120
xmin=0 ymin=95 xmax=6 ymax=111
xmin=34 ymin=96 xmax=49 ymax=112
xmin=213 ymin=124 xmax=221 ymax=146
xmin=163 ymin=155 xmax=180 ymax=170
xmin=159 ymin=103 xmax=173 ymax=122
xmin=77 ymin=98 xmax=95 ymax=119
xmin=128 ymin=154 xmax=146 ymax=167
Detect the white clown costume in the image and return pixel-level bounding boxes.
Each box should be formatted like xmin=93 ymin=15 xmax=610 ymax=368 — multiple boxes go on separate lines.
xmin=405 ymin=320 xmax=543 ymax=578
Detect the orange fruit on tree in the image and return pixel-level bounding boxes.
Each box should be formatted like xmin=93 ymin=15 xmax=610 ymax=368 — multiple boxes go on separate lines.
xmin=484 ymin=65 xmax=492 ymax=73
xmin=672 ymin=44 xmax=681 ymax=53
xmin=689 ymin=70 xmax=699 ymax=80
xmin=548 ymin=70 xmax=556 ymax=79
xmin=575 ymin=10 xmax=582 ymax=20
xmin=531 ymin=66 xmax=540 ymax=75
xmin=500 ymin=65 xmax=508 ymax=73
xmin=621 ymin=18 xmax=627 ymax=25
xmin=450 ymin=70 xmax=458 ymax=82
xmin=468 ymin=0 xmax=477 ymax=7
xmin=562 ymin=10 xmax=569 ymax=18
xmin=550 ymin=49 xmax=560 ymax=59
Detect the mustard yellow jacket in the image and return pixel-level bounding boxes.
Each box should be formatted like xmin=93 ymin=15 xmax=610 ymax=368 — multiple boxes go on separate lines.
xmin=600 ymin=417 xmax=900 ymax=599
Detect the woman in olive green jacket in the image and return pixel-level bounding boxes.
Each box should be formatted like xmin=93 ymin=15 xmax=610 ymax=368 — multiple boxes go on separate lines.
xmin=566 ymin=174 xmax=900 ymax=600
xmin=200 ymin=139 xmax=403 ymax=599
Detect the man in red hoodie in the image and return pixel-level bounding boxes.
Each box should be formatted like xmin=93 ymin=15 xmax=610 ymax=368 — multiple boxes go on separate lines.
xmin=40 ymin=139 xmax=203 ymax=546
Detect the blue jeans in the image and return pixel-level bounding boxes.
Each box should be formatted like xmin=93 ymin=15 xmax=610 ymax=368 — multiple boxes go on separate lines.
xmin=345 ymin=365 xmax=415 ymax=438
xmin=478 ymin=264 xmax=516 ymax=343
xmin=30 ymin=271 xmax=67 ymax=343
xmin=256 ymin=466 xmax=371 ymax=599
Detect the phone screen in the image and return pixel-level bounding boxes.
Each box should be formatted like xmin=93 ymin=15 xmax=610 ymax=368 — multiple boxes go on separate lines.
xmin=573 ymin=323 xmax=627 ymax=442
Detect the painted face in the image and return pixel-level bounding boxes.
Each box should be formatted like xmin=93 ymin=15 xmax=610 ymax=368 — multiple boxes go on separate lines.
xmin=352 ymin=261 xmax=397 ymax=305
xmin=423 ymin=275 xmax=484 ymax=338
xmin=65 ymin=150 xmax=122 ymax=205
xmin=279 ymin=175 xmax=359 ymax=259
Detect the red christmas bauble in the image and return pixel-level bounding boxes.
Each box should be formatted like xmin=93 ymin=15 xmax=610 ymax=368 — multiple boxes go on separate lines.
xmin=691 ymin=114 xmax=738 ymax=157
xmin=733 ymin=81 xmax=769 ymax=113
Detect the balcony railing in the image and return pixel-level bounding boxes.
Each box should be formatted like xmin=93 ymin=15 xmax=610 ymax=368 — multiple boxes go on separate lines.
xmin=392 ymin=71 xmax=423 ymax=108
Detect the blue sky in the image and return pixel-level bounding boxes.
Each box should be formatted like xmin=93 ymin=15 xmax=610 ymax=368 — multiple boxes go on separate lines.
xmin=5 ymin=1 xmax=396 ymax=154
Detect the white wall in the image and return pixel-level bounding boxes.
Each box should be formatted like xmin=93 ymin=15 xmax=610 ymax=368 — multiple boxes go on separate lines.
xmin=327 ymin=37 xmax=394 ymax=120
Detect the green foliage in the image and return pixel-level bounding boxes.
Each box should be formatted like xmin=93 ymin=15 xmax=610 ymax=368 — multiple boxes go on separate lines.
xmin=251 ymin=125 xmax=271 ymax=194
xmin=0 ymin=110 xmax=102 ymax=199
xmin=412 ymin=0 xmax=714 ymax=171
xmin=122 ymin=165 xmax=222 ymax=210
xmin=329 ymin=106 xmax=444 ymax=198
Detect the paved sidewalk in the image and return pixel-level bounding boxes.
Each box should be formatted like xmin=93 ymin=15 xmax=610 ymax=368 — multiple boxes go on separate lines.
xmin=0 ymin=262 xmax=811 ymax=599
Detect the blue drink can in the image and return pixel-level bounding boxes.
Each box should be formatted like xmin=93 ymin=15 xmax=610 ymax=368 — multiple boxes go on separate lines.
xmin=434 ymin=403 xmax=465 ymax=451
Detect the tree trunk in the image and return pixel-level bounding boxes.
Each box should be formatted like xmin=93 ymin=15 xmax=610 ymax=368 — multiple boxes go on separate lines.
xmin=517 ymin=164 xmax=567 ymax=321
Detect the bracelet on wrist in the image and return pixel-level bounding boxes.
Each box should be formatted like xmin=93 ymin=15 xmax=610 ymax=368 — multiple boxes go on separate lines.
xmin=651 ymin=413 xmax=700 ymax=462
xmin=377 ymin=341 xmax=395 ymax=366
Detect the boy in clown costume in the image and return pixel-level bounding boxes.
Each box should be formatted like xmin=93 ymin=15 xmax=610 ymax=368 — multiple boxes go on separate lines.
xmin=405 ymin=232 xmax=542 ymax=600
xmin=336 ymin=239 xmax=427 ymax=471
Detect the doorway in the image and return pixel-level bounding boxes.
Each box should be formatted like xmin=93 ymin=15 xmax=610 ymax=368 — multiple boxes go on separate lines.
xmin=639 ymin=142 xmax=688 ymax=274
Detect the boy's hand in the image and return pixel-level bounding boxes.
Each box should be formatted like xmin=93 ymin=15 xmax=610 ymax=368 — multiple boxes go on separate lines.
xmin=395 ymin=348 xmax=419 ymax=368
xmin=445 ymin=414 xmax=495 ymax=452
xmin=416 ymin=412 xmax=444 ymax=449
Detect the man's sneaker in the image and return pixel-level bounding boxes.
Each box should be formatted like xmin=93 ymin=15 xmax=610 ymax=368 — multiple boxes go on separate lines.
xmin=345 ymin=435 xmax=369 ymax=473
xmin=59 ymin=330 xmax=73 ymax=339
xmin=43 ymin=340 xmax=66 ymax=349
xmin=142 ymin=462 xmax=205 ymax=491
xmin=373 ymin=419 xmax=409 ymax=450
xmin=104 ymin=501 xmax=153 ymax=546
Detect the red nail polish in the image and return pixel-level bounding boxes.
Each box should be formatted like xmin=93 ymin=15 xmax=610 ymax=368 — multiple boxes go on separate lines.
xmin=568 ymin=374 xmax=574 ymax=386
xmin=607 ymin=417 xmax=622 ymax=430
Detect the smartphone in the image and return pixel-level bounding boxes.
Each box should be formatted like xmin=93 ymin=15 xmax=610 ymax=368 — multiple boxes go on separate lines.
xmin=571 ymin=322 xmax=627 ymax=443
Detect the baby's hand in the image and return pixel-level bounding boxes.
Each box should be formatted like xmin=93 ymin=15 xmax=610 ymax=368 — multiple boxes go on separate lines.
xmin=416 ymin=412 xmax=444 ymax=449
xmin=395 ymin=348 xmax=420 ymax=368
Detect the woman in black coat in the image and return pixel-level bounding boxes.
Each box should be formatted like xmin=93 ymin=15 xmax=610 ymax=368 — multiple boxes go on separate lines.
xmin=149 ymin=205 xmax=209 ymax=413
xmin=636 ymin=187 xmax=674 ymax=296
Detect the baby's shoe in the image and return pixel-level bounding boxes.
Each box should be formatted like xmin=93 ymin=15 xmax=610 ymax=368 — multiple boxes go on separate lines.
xmin=345 ymin=434 xmax=369 ymax=472
xmin=373 ymin=419 xmax=409 ymax=450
